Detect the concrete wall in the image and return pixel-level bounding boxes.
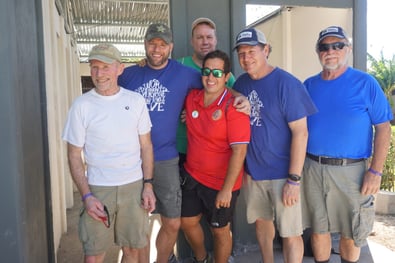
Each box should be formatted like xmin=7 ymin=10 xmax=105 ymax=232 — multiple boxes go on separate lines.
xmin=41 ymin=0 xmax=82 ymax=257
xmin=42 ymin=0 xmax=83 ymax=258
xmin=254 ymin=6 xmax=353 ymax=82
xmin=0 ymin=0 xmax=55 ymax=261
xmin=376 ymin=191 xmax=395 ymax=215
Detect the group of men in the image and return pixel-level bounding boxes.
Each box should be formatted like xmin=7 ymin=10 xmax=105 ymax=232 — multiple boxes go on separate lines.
xmin=62 ymin=16 xmax=393 ymax=263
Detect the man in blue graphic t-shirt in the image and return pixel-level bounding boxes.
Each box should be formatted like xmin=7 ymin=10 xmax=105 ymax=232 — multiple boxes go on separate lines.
xmin=119 ymin=23 xmax=249 ymax=263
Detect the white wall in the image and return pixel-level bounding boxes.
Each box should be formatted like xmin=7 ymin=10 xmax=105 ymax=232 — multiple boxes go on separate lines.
xmin=255 ymin=6 xmax=352 ymax=82
xmin=41 ymin=0 xmax=81 ymax=258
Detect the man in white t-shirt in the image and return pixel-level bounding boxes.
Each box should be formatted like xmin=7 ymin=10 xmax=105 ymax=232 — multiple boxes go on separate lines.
xmin=62 ymin=43 xmax=155 ymax=263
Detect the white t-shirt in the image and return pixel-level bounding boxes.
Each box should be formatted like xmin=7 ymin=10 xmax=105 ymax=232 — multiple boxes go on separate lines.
xmin=62 ymin=87 xmax=152 ymax=186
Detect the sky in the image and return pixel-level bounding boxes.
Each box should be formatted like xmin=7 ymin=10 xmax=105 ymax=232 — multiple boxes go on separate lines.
xmin=367 ymin=0 xmax=395 ymax=59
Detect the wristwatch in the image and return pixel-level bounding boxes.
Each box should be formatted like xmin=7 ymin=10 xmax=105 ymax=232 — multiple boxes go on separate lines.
xmin=288 ymin=174 xmax=301 ymax=182
xmin=143 ymin=178 xmax=154 ymax=184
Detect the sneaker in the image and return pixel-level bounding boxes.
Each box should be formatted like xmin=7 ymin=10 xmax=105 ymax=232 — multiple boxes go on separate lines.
xmin=153 ymin=254 xmax=178 ymax=263
xmin=168 ymin=253 xmax=179 ymax=263
xmin=192 ymin=253 xmax=213 ymax=263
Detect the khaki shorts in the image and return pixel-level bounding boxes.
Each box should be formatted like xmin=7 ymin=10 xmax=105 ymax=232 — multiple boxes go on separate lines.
xmin=244 ymin=175 xmax=303 ymax=237
xmin=79 ymin=181 xmax=149 ymax=255
xmin=303 ymin=157 xmax=374 ymax=247
xmin=153 ymin=157 xmax=182 ymax=218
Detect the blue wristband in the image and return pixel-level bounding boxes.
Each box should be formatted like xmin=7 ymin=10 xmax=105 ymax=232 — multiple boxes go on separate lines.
xmin=368 ymin=168 xmax=382 ymax=177
xmin=82 ymin=192 xmax=93 ymax=201
xmin=286 ymin=179 xmax=300 ymax=186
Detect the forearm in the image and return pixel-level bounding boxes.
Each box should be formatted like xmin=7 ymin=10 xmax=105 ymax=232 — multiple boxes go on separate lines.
xmin=222 ymin=144 xmax=248 ymax=192
xmin=227 ymin=87 xmax=241 ymax=97
xmin=370 ymin=122 xmax=392 ymax=172
xmin=140 ymin=133 xmax=154 ymax=180
xmin=67 ymin=143 xmax=90 ymax=197
xmin=288 ymin=118 xmax=308 ymax=175
xmin=139 ymin=132 xmax=155 ymax=212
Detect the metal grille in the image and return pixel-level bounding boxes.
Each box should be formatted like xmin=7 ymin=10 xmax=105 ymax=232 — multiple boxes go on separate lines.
xmin=63 ymin=0 xmax=170 ymax=62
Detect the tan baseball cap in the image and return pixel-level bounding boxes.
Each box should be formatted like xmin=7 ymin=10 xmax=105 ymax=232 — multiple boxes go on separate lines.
xmin=191 ymin=17 xmax=216 ymax=32
xmin=88 ymin=43 xmax=121 ymax=63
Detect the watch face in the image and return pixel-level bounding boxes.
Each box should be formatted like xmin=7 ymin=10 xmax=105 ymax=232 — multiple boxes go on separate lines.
xmin=288 ymin=174 xmax=301 ymax=181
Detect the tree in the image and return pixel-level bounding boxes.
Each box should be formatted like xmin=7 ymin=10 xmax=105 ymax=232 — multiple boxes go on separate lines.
xmin=367 ymin=51 xmax=395 ymax=104
xmin=368 ymin=52 xmax=395 ymax=191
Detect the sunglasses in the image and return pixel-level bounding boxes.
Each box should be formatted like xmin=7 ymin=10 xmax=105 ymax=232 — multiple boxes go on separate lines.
xmin=317 ymin=42 xmax=349 ymax=52
xmin=201 ymin=68 xmax=225 ymax=78
xmin=98 ymin=205 xmax=110 ymax=228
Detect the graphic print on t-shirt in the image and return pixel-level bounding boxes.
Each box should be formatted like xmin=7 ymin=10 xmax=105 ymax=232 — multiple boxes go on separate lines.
xmin=136 ymin=79 xmax=169 ymax=112
xmin=248 ymin=90 xmax=263 ymax=127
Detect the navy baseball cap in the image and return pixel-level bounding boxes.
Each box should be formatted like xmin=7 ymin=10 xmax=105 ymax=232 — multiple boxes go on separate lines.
xmin=145 ymin=23 xmax=173 ymax=44
xmin=317 ymin=26 xmax=348 ymax=43
xmin=234 ymin=28 xmax=267 ymax=50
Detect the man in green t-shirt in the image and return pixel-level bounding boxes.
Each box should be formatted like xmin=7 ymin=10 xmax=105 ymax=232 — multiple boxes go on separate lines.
xmin=177 ymin=17 xmax=236 ymax=163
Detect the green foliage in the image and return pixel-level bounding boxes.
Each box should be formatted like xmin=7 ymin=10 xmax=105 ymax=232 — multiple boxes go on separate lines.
xmin=367 ymin=52 xmax=395 ymax=105
xmin=368 ymin=53 xmax=395 ymax=191
xmin=381 ymin=127 xmax=395 ymax=191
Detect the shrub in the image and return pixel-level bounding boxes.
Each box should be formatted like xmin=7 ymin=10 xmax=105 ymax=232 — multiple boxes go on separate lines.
xmin=381 ymin=127 xmax=395 ymax=191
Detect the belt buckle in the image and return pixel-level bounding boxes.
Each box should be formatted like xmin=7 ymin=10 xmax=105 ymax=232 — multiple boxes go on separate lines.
xmin=341 ymin=158 xmax=348 ymax=166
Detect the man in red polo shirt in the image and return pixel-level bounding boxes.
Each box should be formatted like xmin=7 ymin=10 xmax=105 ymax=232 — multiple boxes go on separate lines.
xmin=180 ymin=50 xmax=250 ymax=263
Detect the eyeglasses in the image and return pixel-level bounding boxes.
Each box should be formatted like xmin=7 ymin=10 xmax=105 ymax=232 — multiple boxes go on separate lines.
xmin=201 ymin=68 xmax=225 ymax=78
xmin=98 ymin=205 xmax=110 ymax=228
xmin=317 ymin=42 xmax=349 ymax=52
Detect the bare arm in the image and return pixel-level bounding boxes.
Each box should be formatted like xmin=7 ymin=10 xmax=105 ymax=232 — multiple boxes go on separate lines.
xmin=361 ymin=121 xmax=392 ymax=195
xmin=282 ymin=117 xmax=308 ymax=207
xmin=67 ymin=143 xmax=106 ymax=221
xmin=228 ymin=88 xmax=251 ymax=116
xmin=139 ymin=132 xmax=156 ymax=212
xmin=215 ymin=143 xmax=248 ymax=209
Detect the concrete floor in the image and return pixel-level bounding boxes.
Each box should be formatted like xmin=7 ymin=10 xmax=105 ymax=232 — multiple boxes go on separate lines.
xmin=56 ymin=192 xmax=393 ymax=263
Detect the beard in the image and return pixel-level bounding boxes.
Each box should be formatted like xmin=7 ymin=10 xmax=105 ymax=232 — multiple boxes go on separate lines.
xmin=146 ymin=54 xmax=169 ymax=69
xmin=321 ymin=52 xmax=350 ymax=71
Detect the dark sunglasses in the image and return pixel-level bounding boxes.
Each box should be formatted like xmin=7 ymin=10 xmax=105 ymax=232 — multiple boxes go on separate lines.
xmin=98 ymin=205 xmax=110 ymax=228
xmin=201 ymin=68 xmax=225 ymax=78
xmin=317 ymin=42 xmax=349 ymax=52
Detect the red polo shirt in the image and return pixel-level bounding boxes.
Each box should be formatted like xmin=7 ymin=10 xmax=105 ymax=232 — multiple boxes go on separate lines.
xmin=184 ymin=89 xmax=250 ymax=191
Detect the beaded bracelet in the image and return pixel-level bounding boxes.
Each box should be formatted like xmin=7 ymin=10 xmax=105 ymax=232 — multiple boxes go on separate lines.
xmin=82 ymin=192 xmax=93 ymax=201
xmin=368 ymin=167 xmax=382 ymax=177
xmin=286 ymin=179 xmax=300 ymax=186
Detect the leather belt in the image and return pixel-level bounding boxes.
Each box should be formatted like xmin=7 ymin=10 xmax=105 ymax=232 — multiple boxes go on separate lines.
xmin=306 ymin=153 xmax=365 ymax=166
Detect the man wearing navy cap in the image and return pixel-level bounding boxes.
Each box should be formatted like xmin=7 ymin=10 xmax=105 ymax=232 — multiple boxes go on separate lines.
xmin=303 ymin=26 xmax=393 ymax=263
xmin=233 ymin=28 xmax=317 ymax=263
xmin=120 ymin=23 xmax=250 ymax=263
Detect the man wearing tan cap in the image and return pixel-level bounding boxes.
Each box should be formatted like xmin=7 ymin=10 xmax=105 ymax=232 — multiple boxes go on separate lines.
xmin=63 ymin=43 xmax=155 ymax=263
xmin=176 ymin=17 xmax=236 ymax=167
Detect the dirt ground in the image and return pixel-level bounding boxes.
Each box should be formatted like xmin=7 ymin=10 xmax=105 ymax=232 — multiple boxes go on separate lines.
xmin=368 ymin=214 xmax=395 ymax=251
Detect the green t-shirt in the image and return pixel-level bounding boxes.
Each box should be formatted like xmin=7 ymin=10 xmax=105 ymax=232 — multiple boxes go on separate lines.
xmin=176 ymin=56 xmax=236 ymax=154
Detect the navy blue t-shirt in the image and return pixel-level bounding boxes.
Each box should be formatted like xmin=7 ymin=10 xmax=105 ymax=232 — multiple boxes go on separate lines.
xmin=234 ymin=67 xmax=317 ymax=180
xmin=119 ymin=59 xmax=202 ymax=161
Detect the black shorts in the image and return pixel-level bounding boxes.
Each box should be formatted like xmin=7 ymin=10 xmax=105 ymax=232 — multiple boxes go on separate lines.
xmin=180 ymin=168 xmax=239 ymax=228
